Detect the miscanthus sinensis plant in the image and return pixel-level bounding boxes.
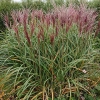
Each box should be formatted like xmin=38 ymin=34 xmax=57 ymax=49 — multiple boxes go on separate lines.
xmin=0 ymin=4 xmax=100 ymax=100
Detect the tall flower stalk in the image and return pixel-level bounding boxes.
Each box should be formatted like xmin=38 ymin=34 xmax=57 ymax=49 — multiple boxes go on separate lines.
xmin=4 ymin=5 xmax=97 ymax=45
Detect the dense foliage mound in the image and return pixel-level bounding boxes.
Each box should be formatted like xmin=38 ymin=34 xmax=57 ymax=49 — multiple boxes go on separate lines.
xmin=0 ymin=4 xmax=100 ymax=100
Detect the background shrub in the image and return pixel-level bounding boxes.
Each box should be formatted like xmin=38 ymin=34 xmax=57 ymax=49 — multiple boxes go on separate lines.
xmin=88 ymin=0 xmax=100 ymax=38
xmin=0 ymin=0 xmax=53 ymax=33
xmin=89 ymin=0 xmax=100 ymax=17
xmin=0 ymin=0 xmax=22 ymax=32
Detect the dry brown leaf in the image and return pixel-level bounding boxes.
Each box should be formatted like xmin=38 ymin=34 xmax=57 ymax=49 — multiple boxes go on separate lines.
xmin=0 ymin=91 xmax=4 ymax=99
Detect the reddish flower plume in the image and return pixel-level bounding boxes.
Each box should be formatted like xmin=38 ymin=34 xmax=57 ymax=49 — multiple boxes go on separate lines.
xmin=5 ymin=4 xmax=98 ymax=46
xmin=51 ymin=13 xmax=56 ymax=28
xmin=55 ymin=26 xmax=59 ymax=36
xmin=50 ymin=34 xmax=55 ymax=45
xmin=45 ymin=13 xmax=51 ymax=30
xmin=30 ymin=22 xmax=35 ymax=37
xmin=24 ymin=26 xmax=31 ymax=46
xmin=76 ymin=5 xmax=97 ymax=34
xmin=4 ymin=14 xmax=10 ymax=29
xmin=12 ymin=25 xmax=19 ymax=40
xmin=37 ymin=26 xmax=44 ymax=43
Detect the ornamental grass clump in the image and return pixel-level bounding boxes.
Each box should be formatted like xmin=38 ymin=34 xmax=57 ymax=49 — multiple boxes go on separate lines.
xmin=0 ymin=4 xmax=100 ymax=100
